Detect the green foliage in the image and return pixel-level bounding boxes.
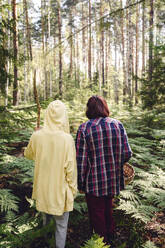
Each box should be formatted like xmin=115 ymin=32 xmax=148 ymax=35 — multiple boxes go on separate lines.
xmin=0 ymin=156 xmax=34 ymax=185
xmin=0 ymin=15 xmax=13 ymax=95
xmin=140 ymin=45 xmax=165 ymax=110
xmin=142 ymin=240 xmax=159 ymax=248
xmin=0 ymin=106 xmax=36 ymax=140
xmin=115 ymin=108 xmax=165 ymax=232
xmin=0 ymin=189 xmax=19 ymax=216
xmin=81 ymin=234 xmax=110 ymax=248
xmin=74 ymin=193 xmax=88 ymax=214
xmin=0 ymin=213 xmax=55 ymax=248
xmin=0 ymin=104 xmax=42 ymax=160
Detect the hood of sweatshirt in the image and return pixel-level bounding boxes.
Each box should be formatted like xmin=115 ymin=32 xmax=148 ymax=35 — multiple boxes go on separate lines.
xmin=43 ymin=100 xmax=70 ymax=133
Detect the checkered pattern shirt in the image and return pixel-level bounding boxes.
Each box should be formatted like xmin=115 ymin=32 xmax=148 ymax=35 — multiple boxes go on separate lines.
xmin=76 ymin=117 xmax=132 ymax=197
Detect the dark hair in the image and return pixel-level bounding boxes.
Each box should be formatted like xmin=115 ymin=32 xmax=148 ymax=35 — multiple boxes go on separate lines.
xmin=86 ymin=95 xmax=110 ymax=119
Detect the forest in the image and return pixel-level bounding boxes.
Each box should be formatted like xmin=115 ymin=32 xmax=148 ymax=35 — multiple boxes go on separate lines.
xmin=0 ymin=0 xmax=165 ymax=247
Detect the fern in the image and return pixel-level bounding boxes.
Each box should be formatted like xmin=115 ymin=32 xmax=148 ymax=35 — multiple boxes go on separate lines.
xmin=0 ymin=189 xmax=19 ymax=213
xmin=81 ymin=234 xmax=110 ymax=248
xmin=120 ymin=190 xmax=141 ymax=204
xmin=74 ymin=193 xmax=88 ymax=214
xmin=0 ymin=214 xmax=55 ymax=248
xmin=142 ymin=240 xmax=159 ymax=248
xmin=142 ymin=188 xmax=165 ymax=209
xmin=117 ymin=200 xmax=158 ymax=223
xmin=0 ymin=156 xmax=34 ymax=185
xmin=74 ymin=201 xmax=88 ymax=214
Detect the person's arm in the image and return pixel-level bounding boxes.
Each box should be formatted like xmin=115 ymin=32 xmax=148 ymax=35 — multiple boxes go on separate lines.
xmin=75 ymin=127 xmax=88 ymax=192
xmin=65 ymin=137 xmax=77 ymax=198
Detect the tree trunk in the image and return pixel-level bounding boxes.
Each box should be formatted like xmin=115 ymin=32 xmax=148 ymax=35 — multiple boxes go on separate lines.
xmin=142 ymin=0 xmax=146 ymax=74
xmin=23 ymin=0 xmax=33 ymax=61
xmin=105 ymin=31 xmax=108 ymax=88
xmin=48 ymin=0 xmax=52 ymax=98
xmin=148 ymin=0 xmax=154 ymax=81
xmin=58 ymin=3 xmax=62 ymax=97
xmin=49 ymin=70 xmax=53 ymax=98
xmin=76 ymin=33 xmax=80 ymax=86
xmin=41 ymin=0 xmax=48 ymax=99
xmin=120 ymin=0 xmax=127 ymax=104
xmin=88 ymin=0 xmax=92 ymax=82
xmin=41 ymin=0 xmax=45 ymax=55
xmin=81 ymin=3 xmax=86 ymax=78
xmin=69 ymin=10 xmax=73 ymax=78
xmin=12 ymin=0 xmax=18 ymax=106
xmin=23 ymin=0 xmax=28 ymax=102
xmin=100 ymin=2 xmax=105 ymax=96
xmin=135 ymin=4 xmax=139 ymax=105
xmin=5 ymin=0 xmax=11 ymax=106
xmin=127 ymin=0 xmax=133 ymax=106
xmin=100 ymin=4 xmax=105 ymax=97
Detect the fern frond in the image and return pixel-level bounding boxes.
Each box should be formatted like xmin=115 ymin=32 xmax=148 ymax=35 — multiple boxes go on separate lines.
xmin=133 ymin=179 xmax=153 ymax=190
xmin=142 ymin=240 xmax=159 ymax=248
xmin=0 ymin=189 xmax=19 ymax=213
xmin=120 ymin=190 xmax=140 ymax=203
xmin=117 ymin=200 xmax=158 ymax=223
xmin=74 ymin=201 xmax=87 ymax=214
xmin=81 ymin=234 xmax=110 ymax=248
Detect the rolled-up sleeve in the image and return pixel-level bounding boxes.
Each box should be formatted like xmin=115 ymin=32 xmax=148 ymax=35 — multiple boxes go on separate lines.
xmin=75 ymin=127 xmax=88 ymax=192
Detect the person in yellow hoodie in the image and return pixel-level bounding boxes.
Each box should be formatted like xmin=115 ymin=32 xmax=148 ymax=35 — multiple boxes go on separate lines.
xmin=24 ymin=100 xmax=77 ymax=248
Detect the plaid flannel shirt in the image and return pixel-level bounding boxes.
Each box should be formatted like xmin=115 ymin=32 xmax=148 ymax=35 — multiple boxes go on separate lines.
xmin=76 ymin=117 xmax=132 ymax=197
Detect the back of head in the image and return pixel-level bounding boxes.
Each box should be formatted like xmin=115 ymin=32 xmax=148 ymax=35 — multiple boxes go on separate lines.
xmin=43 ymin=100 xmax=70 ymax=133
xmin=86 ymin=95 xmax=110 ymax=119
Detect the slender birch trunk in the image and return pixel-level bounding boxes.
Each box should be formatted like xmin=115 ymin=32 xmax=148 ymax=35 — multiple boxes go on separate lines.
xmin=142 ymin=0 xmax=146 ymax=74
xmin=135 ymin=4 xmax=139 ymax=104
xmin=12 ymin=0 xmax=18 ymax=105
xmin=148 ymin=0 xmax=154 ymax=81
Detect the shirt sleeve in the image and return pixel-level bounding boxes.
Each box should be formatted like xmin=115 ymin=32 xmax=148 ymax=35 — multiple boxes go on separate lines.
xmin=65 ymin=137 xmax=77 ymax=198
xmin=122 ymin=125 xmax=132 ymax=163
xmin=24 ymin=134 xmax=35 ymax=160
xmin=75 ymin=127 xmax=88 ymax=192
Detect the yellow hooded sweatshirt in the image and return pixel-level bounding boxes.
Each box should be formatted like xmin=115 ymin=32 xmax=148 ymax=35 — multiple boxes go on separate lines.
xmin=24 ymin=100 xmax=77 ymax=216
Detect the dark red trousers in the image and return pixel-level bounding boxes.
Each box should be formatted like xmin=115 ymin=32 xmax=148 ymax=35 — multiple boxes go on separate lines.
xmin=86 ymin=194 xmax=115 ymax=244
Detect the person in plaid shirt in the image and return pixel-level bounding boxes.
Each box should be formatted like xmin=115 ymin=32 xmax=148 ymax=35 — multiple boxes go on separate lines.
xmin=76 ymin=95 xmax=132 ymax=245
